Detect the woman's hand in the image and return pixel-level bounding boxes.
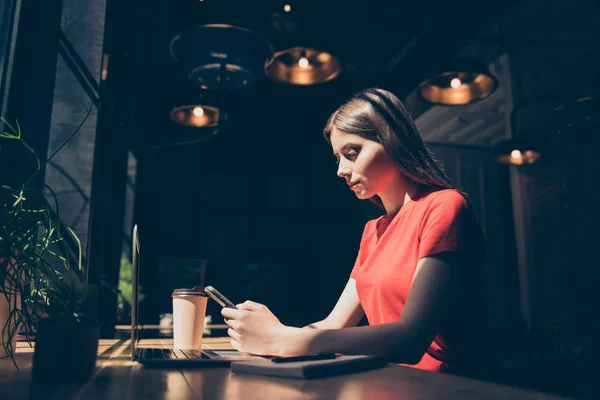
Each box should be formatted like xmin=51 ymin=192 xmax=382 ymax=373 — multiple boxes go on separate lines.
xmin=221 ymin=300 xmax=291 ymax=356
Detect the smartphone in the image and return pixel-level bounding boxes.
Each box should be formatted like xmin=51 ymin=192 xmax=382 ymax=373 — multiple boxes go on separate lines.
xmin=204 ymin=286 xmax=238 ymax=309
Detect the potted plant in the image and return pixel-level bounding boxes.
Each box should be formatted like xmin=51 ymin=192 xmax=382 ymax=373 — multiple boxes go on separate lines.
xmin=31 ymin=277 xmax=99 ymax=381
xmin=1 ymin=116 xmax=95 ymax=376
xmin=0 ymin=182 xmax=70 ymax=365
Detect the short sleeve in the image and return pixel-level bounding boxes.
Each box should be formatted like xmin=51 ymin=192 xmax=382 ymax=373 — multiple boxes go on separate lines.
xmin=417 ymin=190 xmax=467 ymax=261
xmin=350 ymin=219 xmax=376 ymax=278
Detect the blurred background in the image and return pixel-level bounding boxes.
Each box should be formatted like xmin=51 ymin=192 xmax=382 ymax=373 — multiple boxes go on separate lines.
xmin=0 ymin=0 xmax=598 ymax=397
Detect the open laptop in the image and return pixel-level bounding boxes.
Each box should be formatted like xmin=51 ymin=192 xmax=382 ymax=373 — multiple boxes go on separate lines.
xmin=130 ymin=224 xmax=261 ymax=367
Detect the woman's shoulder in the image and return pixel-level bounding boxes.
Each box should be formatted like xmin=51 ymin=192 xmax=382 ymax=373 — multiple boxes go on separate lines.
xmin=363 ymin=216 xmax=383 ymax=230
xmin=416 ymin=188 xmax=469 ymax=214
xmin=360 ymin=213 xmax=390 ymax=235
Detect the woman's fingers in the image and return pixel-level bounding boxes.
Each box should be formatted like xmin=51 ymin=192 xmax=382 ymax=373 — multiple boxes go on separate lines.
xmin=224 ymin=318 xmax=242 ymax=331
xmin=222 ymin=306 xmax=243 ymax=320
xmin=237 ymin=300 xmax=264 ymax=311
xmin=230 ymin=339 xmax=241 ymax=352
xmin=227 ymin=328 xmax=241 ymax=341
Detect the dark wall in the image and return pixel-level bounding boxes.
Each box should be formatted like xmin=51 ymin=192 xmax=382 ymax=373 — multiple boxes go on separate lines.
xmin=135 ymin=87 xmax=370 ymax=326
xmin=427 ymin=144 xmax=521 ymax=334
xmin=501 ymin=1 xmax=599 ymax=396
xmin=506 ymin=0 xmax=600 ymax=340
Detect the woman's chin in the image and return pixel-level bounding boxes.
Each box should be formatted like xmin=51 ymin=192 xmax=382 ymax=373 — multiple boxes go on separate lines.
xmin=354 ymin=190 xmax=371 ymax=200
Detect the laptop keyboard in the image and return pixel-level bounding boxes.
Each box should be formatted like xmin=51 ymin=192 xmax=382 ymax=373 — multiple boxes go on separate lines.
xmin=136 ymin=348 xmax=204 ymax=359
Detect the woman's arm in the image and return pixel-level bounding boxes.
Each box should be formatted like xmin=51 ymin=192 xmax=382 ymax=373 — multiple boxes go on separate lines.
xmin=223 ymin=253 xmax=461 ymax=363
xmin=282 ymin=253 xmax=461 ymax=363
xmin=304 ymin=278 xmax=364 ymax=330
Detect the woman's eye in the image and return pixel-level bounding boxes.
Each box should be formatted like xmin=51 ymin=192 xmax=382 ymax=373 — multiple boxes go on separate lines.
xmin=347 ymin=149 xmax=359 ymax=158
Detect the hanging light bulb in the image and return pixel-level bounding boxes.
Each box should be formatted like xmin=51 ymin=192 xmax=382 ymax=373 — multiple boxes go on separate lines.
xmin=510 ymin=149 xmax=522 ymax=159
xmin=192 ymin=106 xmax=205 ymax=117
xmin=298 ymin=56 xmax=309 ymax=68
xmin=284 ymin=4 xmax=291 ymax=12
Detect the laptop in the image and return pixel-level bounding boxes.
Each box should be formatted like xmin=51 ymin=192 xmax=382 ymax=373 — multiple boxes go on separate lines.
xmin=130 ymin=224 xmax=261 ymax=367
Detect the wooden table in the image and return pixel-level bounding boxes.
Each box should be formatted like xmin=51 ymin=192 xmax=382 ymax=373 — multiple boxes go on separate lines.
xmin=1 ymin=335 xmax=568 ymax=399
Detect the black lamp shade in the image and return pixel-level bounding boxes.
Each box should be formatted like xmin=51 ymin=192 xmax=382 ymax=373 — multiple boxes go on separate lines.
xmin=417 ymin=58 xmax=497 ymax=106
xmin=493 ymin=139 xmax=541 ymax=165
xmin=169 ymin=104 xmax=222 ymax=128
xmin=265 ymin=47 xmax=342 ymax=85
xmin=169 ymin=24 xmax=275 ymax=90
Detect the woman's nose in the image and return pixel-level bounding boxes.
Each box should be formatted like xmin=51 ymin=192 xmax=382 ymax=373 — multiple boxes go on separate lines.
xmin=337 ymin=161 xmax=351 ymax=178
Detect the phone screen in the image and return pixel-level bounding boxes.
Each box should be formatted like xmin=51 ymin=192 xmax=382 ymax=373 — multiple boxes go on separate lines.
xmin=204 ymin=286 xmax=237 ymax=308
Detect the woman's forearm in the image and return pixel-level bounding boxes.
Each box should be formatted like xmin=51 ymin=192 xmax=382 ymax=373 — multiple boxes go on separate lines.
xmin=280 ymin=322 xmax=423 ymax=364
xmin=303 ymin=319 xmax=337 ymax=330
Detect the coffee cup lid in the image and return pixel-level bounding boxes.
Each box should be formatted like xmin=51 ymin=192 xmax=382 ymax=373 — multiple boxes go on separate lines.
xmin=171 ymin=286 xmax=207 ymax=297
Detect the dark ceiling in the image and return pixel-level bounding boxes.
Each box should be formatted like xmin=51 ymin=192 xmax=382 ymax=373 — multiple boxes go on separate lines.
xmin=128 ymin=0 xmax=517 ymax=152
xmin=161 ymin=0 xmax=506 ymax=74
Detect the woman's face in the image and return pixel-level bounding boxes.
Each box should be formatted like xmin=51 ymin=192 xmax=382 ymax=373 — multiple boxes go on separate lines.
xmin=330 ymin=127 xmax=403 ymax=200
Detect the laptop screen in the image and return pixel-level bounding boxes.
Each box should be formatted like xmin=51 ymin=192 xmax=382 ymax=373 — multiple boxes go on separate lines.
xmin=130 ymin=224 xmax=141 ymax=359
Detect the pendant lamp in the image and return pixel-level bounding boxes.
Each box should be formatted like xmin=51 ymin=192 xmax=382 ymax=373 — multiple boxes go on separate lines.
xmin=169 ymin=24 xmax=275 ymax=91
xmin=264 ymin=9 xmax=341 ymax=86
xmin=168 ymin=85 xmax=225 ymax=130
xmin=166 ymin=24 xmax=274 ymax=145
xmin=265 ymin=47 xmax=341 ymax=86
xmin=493 ymin=140 xmax=542 ymax=165
xmin=169 ymin=104 xmax=221 ymax=129
xmin=417 ymin=58 xmax=497 ymax=106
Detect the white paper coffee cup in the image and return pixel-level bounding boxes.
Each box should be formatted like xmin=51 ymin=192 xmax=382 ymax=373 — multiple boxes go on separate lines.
xmin=172 ymin=287 xmax=208 ymax=349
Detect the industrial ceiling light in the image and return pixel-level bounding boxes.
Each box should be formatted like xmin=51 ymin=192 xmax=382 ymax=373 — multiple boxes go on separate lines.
xmin=165 ymin=84 xmax=225 ymax=143
xmin=417 ymin=58 xmax=497 ymax=106
xmin=265 ymin=47 xmax=341 ymax=85
xmin=493 ymin=140 xmax=541 ymax=165
xmin=167 ymin=24 xmax=273 ymax=144
xmin=169 ymin=104 xmax=221 ymax=128
xmin=169 ymin=24 xmax=274 ymax=91
xmin=165 ymin=87 xmax=226 ymax=143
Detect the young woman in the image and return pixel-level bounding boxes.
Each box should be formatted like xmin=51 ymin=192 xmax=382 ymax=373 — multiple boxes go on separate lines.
xmin=222 ymin=88 xmax=487 ymax=372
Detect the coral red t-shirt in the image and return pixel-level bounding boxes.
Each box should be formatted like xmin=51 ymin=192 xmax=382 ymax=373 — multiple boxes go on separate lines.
xmin=350 ymin=189 xmax=486 ymax=371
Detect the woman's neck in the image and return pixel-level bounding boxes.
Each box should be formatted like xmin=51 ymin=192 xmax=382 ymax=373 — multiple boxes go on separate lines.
xmin=378 ymin=180 xmax=419 ymax=216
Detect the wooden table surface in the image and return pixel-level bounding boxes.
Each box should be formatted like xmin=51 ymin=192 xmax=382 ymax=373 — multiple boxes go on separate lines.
xmin=1 ymin=333 xmax=568 ymax=400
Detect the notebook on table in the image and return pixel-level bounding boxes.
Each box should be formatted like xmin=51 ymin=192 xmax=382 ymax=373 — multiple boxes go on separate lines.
xmin=231 ymin=355 xmax=387 ymax=379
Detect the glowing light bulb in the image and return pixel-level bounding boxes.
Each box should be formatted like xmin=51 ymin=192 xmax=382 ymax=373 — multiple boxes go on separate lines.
xmin=298 ymin=57 xmax=309 ymax=68
xmin=284 ymin=4 xmax=291 ymax=12
xmin=510 ymin=150 xmax=522 ymax=159
xmin=450 ymin=78 xmax=462 ymax=88
xmin=192 ymin=107 xmax=204 ymax=117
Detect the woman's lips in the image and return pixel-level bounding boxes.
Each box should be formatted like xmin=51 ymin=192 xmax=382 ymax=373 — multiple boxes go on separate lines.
xmin=349 ymin=182 xmax=361 ymax=190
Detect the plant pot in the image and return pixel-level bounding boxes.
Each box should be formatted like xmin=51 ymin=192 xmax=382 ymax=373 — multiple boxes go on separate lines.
xmin=32 ymin=319 xmax=99 ymax=381
xmin=0 ymin=292 xmax=11 ymax=358
xmin=0 ymin=265 xmax=21 ymax=360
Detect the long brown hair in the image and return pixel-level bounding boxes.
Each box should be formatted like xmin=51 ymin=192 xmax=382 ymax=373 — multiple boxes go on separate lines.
xmin=323 ymin=88 xmax=456 ymax=208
